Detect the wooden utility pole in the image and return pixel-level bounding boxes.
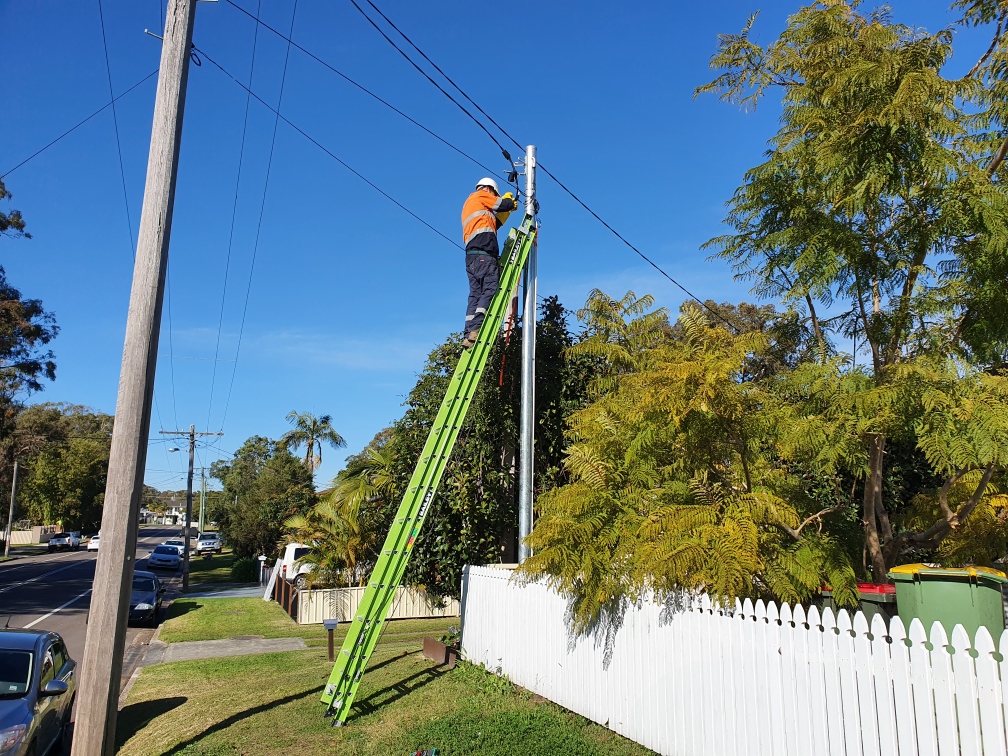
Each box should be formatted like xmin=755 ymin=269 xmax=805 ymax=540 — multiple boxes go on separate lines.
xmin=160 ymin=426 xmax=221 ymax=588
xmin=72 ymin=0 xmax=197 ymax=752
xmin=3 ymin=460 xmax=19 ymax=558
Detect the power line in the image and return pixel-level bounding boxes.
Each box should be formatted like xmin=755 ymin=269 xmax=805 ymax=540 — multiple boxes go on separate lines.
xmin=205 ymin=0 xmax=263 ymax=436
xmin=211 ymin=0 xmax=299 ymax=433
xmin=195 ymin=42 xmax=466 ymax=432
xmin=351 ymin=2 xmax=742 ymax=333
xmin=1 ymin=69 xmax=157 ymax=178
xmin=196 ymin=47 xmax=461 ymax=251
xmin=97 ymin=0 xmax=135 ymax=259
xmin=220 ymin=0 xmax=503 ymax=180
xmin=359 ymin=0 xmax=521 ymax=157
xmin=347 ymin=0 xmax=514 ymax=167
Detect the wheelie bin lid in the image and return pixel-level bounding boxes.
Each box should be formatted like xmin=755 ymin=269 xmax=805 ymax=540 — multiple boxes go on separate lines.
xmin=889 ymin=563 xmax=1008 ymax=583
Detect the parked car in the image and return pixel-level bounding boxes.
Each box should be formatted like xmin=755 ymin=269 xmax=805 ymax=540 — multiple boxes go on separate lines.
xmin=128 ymin=570 xmax=165 ymax=627
xmin=0 ymin=629 xmax=76 ymax=756
xmin=46 ymin=533 xmax=80 ymax=553
xmin=162 ymin=538 xmax=187 ymax=557
xmin=147 ymin=545 xmax=181 ymax=571
xmin=195 ymin=532 xmax=222 ymax=556
xmin=86 ymin=534 xmax=100 ymax=552
xmin=280 ymin=543 xmax=313 ymax=589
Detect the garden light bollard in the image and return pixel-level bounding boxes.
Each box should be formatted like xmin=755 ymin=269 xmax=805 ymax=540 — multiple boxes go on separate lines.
xmin=324 ymin=619 xmax=339 ymax=662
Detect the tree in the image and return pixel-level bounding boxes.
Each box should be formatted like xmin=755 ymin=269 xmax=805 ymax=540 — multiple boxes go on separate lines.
xmin=210 ymin=436 xmax=315 ymax=557
xmin=697 ymin=1 xmax=1008 ymax=579
xmin=12 ymin=404 xmax=113 ymax=531
xmin=386 ymin=296 xmax=591 ymax=600
xmin=521 ymin=295 xmax=857 ymax=631
xmin=279 ymin=411 xmax=346 ymax=472
xmin=0 ymin=179 xmax=30 ymax=239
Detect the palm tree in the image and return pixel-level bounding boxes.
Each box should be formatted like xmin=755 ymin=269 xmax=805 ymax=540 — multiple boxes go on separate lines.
xmin=280 ymin=411 xmax=346 ymax=471
xmin=282 ymin=446 xmax=398 ymax=588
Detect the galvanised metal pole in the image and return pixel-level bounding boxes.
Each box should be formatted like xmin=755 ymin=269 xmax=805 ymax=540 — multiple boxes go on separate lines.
xmin=518 ymin=144 xmax=537 ymax=563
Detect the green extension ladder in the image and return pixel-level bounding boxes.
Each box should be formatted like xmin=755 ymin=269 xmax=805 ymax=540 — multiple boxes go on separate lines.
xmin=321 ymin=215 xmax=537 ymax=724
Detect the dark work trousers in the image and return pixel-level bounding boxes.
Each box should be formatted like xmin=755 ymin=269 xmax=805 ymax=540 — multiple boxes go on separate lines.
xmin=464 ymin=253 xmax=500 ymax=335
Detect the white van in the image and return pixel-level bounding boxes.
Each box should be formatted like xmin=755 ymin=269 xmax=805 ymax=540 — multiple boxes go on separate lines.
xmin=280 ymin=543 xmax=314 ymax=588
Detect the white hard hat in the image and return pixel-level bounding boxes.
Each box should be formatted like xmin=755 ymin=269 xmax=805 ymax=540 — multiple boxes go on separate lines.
xmin=475 ymin=177 xmax=499 ymax=193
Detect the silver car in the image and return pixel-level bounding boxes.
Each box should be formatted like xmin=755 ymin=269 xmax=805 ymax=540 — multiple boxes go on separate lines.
xmin=0 ymin=630 xmax=76 ymax=756
xmin=148 ymin=544 xmax=181 ymax=570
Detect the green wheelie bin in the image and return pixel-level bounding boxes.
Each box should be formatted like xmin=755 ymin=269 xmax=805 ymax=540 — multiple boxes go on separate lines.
xmin=888 ymin=563 xmax=1008 ymax=639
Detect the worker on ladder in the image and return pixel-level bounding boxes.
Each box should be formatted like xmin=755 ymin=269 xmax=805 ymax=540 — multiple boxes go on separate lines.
xmin=460 ymin=177 xmax=519 ymax=348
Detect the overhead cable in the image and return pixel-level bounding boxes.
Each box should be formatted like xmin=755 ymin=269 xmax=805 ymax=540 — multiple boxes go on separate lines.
xmin=97 ymin=0 xmax=136 ymax=258
xmin=352 ymin=2 xmax=741 ymax=333
xmin=195 ymin=47 xmax=462 ymax=252
xmin=346 ymin=0 xmax=514 ymax=165
xmin=221 ymin=0 xmax=503 ymax=179
xmin=205 ymin=0 xmax=263 ymax=436
xmin=196 ymin=41 xmax=466 ymax=434
xmin=2 ymin=69 xmax=157 ymax=178
xmin=214 ymin=0 xmax=299 ymax=435
xmin=359 ymin=0 xmax=522 ymax=157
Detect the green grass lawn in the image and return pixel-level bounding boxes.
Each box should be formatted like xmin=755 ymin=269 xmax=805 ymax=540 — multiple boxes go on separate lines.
xmin=158 ymin=596 xmax=458 ymax=649
xmin=185 ymin=551 xmax=238 ymax=585
xmin=117 ymin=646 xmax=654 ymax=756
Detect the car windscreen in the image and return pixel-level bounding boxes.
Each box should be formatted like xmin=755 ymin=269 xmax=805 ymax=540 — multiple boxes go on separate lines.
xmin=0 ymin=651 xmax=33 ymax=698
xmin=153 ymin=546 xmax=176 ymax=555
xmin=52 ymin=533 xmax=68 ymax=539
xmin=132 ymin=576 xmax=156 ymax=592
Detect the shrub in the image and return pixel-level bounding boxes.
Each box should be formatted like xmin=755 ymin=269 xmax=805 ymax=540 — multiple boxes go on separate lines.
xmin=231 ymin=557 xmax=257 ymax=583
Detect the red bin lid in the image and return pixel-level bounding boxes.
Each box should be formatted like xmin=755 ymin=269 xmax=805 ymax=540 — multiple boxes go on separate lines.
xmin=856 ymin=582 xmax=896 ymax=595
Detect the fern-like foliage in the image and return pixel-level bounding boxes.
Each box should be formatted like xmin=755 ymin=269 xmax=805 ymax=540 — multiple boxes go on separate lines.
xmin=520 ymin=299 xmax=857 ymax=631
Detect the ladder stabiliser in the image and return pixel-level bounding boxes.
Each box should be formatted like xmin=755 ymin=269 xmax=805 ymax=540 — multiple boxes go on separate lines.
xmin=320 ymin=216 xmax=537 ymax=724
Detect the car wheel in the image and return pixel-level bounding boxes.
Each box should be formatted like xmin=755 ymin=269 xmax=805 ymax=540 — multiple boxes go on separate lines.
xmin=293 ymin=574 xmax=307 ymax=589
xmin=25 ymin=739 xmax=36 ymax=756
xmin=48 ymin=547 xmax=54 ymax=553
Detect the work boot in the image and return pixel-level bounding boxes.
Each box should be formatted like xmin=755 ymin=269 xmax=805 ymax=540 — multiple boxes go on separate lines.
xmin=461 ymin=331 xmax=479 ymax=348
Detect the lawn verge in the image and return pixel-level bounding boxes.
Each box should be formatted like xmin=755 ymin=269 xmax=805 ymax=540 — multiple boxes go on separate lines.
xmin=158 ymin=596 xmax=457 ymax=649
xmin=117 ymin=647 xmax=654 ymax=756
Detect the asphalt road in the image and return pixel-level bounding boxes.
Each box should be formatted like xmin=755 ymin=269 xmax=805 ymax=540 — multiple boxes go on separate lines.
xmin=0 ymin=525 xmax=185 ymax=688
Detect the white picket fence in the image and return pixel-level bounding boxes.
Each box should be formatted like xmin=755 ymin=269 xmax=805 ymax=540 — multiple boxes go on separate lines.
xmin=460 ymin=564 xmax=1008 ymax=756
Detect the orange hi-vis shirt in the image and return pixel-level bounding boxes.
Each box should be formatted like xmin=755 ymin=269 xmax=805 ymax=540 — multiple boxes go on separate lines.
xmin=461 ymin=191 xmax=518 ymax=255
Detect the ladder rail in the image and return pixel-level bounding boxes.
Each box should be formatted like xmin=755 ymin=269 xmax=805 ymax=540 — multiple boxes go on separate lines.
xmin=320 ymin=218 xmax=536 ymax=722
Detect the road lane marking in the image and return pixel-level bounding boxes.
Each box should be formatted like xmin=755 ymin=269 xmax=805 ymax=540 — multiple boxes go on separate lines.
xmin=23 ymin=588 xmax=92 ymax=629
xmin=0 ymin=560 xmax=93 ymax=595
xmin=0 ymin=552 xmax=75 ymax=572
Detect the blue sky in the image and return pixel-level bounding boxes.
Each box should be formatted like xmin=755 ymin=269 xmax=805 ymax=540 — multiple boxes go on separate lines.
xmin=1 ymin=0 xmax=989 ymax=491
